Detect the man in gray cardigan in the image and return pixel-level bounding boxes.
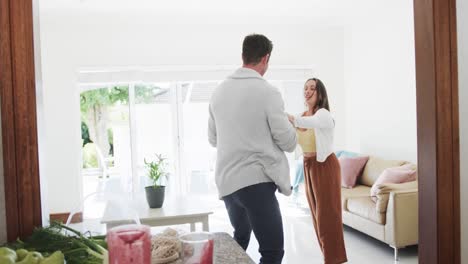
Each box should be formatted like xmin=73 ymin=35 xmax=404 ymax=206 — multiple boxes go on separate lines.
xmin=208 ymin=34 xmax=297 ymax=264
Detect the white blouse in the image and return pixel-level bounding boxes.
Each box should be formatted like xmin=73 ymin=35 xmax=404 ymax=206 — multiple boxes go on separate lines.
xmin=294 ymin=108 xmax=335 ymax=162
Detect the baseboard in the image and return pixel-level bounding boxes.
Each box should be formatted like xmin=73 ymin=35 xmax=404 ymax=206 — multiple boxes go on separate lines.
xmin=49 ymin=212 xmax=83 ymax=224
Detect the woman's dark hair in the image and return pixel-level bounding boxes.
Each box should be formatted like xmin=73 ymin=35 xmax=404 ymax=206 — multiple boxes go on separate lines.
xmin=242 ymin=34 xmax=273 ymax=65
xmin=306 ymin=78 xmax=330 ymax=112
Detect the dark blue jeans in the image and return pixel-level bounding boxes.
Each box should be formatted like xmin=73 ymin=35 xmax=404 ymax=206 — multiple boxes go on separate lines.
xmin=222 ymin=182 xmax=284 ymax=264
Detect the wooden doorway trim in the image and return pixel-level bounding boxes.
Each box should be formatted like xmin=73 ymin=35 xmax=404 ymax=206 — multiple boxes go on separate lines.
xmin=0 ymin=0 xmax=42 ymax=240
xmin=414 ymin=0 xmax=460 ymax=263
xmin=0 ymin=0 xmax=462 ymax=263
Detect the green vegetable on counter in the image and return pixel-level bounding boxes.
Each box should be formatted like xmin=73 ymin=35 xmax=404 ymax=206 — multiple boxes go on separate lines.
xmin=6 ymin=222 xmax=107 ymax=264
xmin=40 ymin=251 xmax=64 ymax=264
xmin=0 ymin=247 xmax=17 ymax=263
xmin=1 ymin=246 xmax=66 ymax=264
xmin=16 ymin=249 xmax=29 ymax=261
xmin=16 ymin=251 xmax=43 ymax=264
xmin=0 ymin=256 xmax=16 ymax=264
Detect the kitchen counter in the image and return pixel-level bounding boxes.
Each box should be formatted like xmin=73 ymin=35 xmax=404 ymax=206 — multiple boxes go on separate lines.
xmin=213 ymin=232 xmax=255 ymax=264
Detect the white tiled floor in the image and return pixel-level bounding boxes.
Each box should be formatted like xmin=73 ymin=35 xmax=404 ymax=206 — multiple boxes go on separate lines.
xmin=209 ymin=200 xmax=418 ymax=264
xmin=71 ymin=195 xmax=418 ymax=264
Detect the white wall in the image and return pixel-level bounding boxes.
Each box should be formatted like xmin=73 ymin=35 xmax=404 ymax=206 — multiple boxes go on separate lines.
xmin=39 ymin=8 xmax=347 ymax=213
xmin=456 ymin=0 xmax=468 ymax=261
xmin=0 ymin=104 xmax=6 ymax=244
xmin=344 ymin=0 xmax=417 ymax=162
xmin=33 ymin=0 xmax=50 ymax=227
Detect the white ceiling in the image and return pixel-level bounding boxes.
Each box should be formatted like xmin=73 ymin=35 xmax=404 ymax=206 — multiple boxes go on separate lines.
xmin=38 ymin=0 xmax=348 ymax=25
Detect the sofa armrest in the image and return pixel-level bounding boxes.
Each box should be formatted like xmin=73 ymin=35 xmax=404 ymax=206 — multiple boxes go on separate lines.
xmin=384 ymin=189 xmax=418 ymax=248
xmin=374 ymin=181 xmax=418 ymax=213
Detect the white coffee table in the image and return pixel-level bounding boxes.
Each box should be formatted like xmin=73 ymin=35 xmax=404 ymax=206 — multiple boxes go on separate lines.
xmin=101 ymin=197 xmax=213 ymax=231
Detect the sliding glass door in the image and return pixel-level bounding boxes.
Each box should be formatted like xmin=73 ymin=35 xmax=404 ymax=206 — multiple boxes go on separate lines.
xmin=79 ymin=78 xmax=303 ymax=218
xmin=179 ymin=82 xmax=218 ymax=198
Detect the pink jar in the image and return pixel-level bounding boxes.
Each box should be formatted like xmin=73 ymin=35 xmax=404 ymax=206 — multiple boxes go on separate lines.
xmin=107 ymin=224 xmax=151 ymax=264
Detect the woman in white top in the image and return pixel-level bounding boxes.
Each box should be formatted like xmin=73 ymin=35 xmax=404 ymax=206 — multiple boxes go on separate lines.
xmin=288 ymin=78 xmax=347 ymax=264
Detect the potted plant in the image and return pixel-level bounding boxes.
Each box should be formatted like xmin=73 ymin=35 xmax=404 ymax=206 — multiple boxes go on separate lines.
xmin=144 ymin=154 xmax=169 ymax=208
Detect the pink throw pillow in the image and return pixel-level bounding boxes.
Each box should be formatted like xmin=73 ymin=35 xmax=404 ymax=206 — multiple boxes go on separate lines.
xmin=370 ymin=164 xmax=417 ymax=197
xmin=339 ymin=156 xmax=369 ymax=188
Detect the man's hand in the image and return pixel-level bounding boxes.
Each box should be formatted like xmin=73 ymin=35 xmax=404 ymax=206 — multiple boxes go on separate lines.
xmin=287 ymin=114 xmax=295 ymax=126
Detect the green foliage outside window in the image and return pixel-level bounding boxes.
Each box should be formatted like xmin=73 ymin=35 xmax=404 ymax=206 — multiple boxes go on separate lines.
xmin=80 ymin=84 xmax=168 ymax=170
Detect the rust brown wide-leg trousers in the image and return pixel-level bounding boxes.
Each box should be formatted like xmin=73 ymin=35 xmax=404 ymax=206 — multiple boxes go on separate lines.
xmin=303 ymin=154 xmax=347 ymax=264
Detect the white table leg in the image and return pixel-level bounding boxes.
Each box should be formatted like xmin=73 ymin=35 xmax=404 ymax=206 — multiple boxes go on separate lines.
xmin=190 ymin=222 xmax=196 ymax=232
xmin=202 ymin=216 xmax=209 ymax=231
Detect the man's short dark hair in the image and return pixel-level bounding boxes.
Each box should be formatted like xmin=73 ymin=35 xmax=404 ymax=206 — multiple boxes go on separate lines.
xmin=242 ymin=34 xmax=273 ymax=65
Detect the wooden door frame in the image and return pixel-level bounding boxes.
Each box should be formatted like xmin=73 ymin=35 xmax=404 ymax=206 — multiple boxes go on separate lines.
xmin=0 ymin=0 xmax=42 ymax=241
xmin=0 ymin=0 xmax=461 ymax=263
xmin=414 ymin=0 xmax=460 ymax=263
